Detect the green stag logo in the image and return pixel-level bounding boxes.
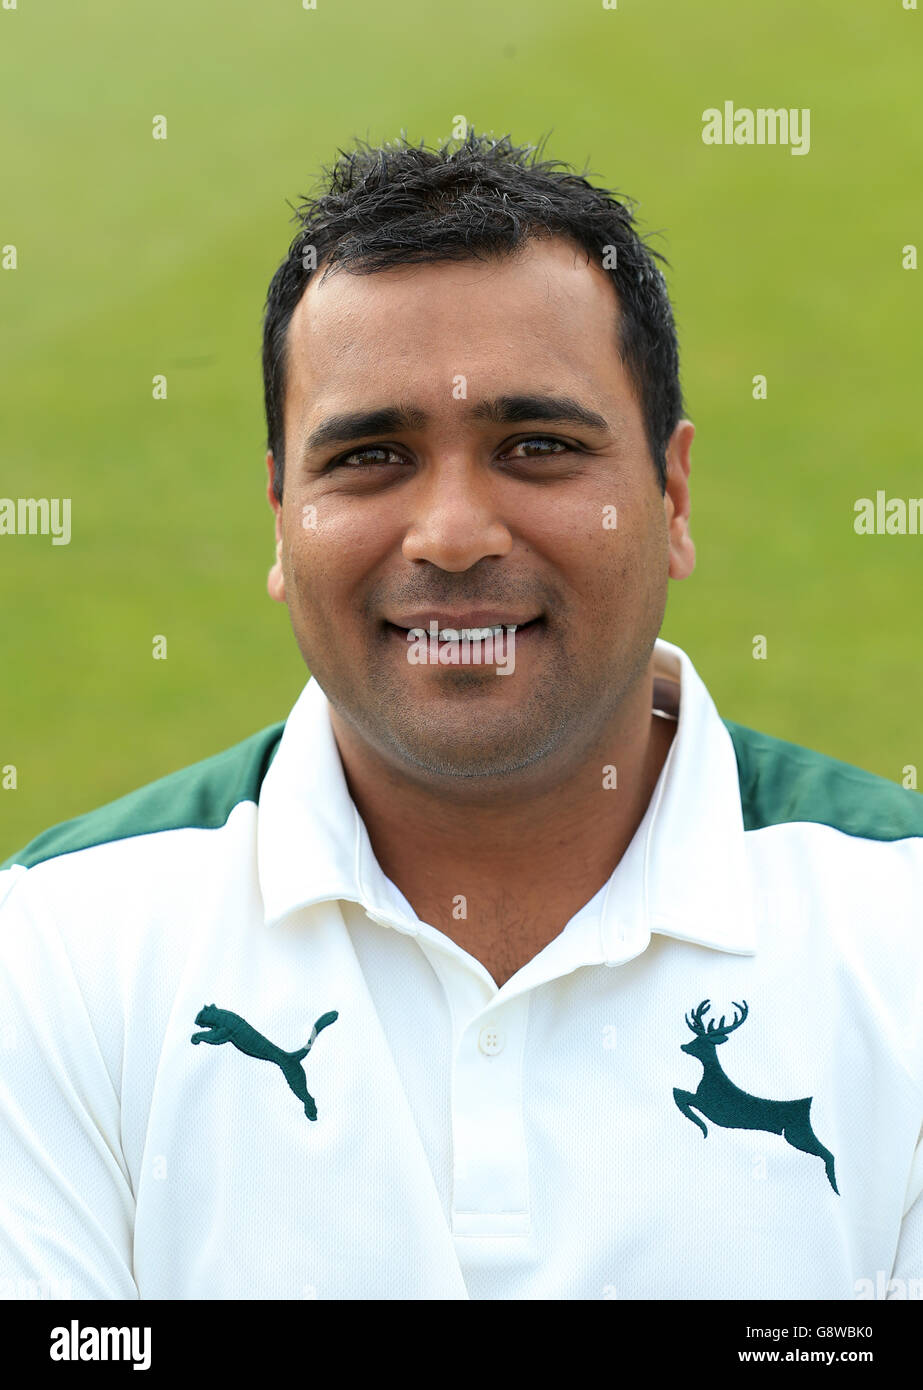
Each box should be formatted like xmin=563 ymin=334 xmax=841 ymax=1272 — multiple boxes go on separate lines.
xmin=673 ymin=1000 xmax=838 ymax=1194
xmin=191 ymin=1004 xmax=339 ymax=1121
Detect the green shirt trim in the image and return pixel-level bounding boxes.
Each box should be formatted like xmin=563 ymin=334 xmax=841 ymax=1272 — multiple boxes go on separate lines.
xmin=3 ymin=717 xmax=920 ymax=874
xmin=1 ymin=723 xmax=286 ymax=872
xmin=722 ymin=719 xmax=923 ymax=841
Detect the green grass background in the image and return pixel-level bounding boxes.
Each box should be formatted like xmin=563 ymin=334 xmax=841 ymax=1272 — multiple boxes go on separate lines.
xmin=1 ymin=0 xmax=920 ymax=858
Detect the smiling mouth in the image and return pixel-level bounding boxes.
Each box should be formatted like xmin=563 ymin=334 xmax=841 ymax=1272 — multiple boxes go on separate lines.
xmin=385 ymin=617 xmax=543 ymax=641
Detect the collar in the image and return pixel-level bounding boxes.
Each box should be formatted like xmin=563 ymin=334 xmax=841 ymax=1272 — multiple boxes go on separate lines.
xmin=257 ymin=638 xmax=757 ymax=960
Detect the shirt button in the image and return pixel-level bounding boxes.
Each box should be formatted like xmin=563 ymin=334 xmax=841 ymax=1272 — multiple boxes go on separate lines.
xmin=478 ymin=1025 xmax=505 ymax=1056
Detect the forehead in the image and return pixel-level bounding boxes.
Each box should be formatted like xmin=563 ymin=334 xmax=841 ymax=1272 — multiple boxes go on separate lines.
xmin=282 ymin=237 xmax=627 ymax=424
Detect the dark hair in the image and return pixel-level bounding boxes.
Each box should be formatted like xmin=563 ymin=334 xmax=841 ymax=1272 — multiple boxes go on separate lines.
xmin=262 ymin=130 xmax=684 ymax=500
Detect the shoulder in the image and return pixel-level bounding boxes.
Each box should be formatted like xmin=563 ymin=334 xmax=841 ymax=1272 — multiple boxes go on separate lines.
xmin=722 ymin=719 xmax=923 ymax=843
xmin=1 ymin=721 xmax=286 ymax=874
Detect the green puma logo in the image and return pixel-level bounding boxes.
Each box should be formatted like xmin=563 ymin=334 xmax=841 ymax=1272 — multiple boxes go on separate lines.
xmin=191 ymin=1004 xmax=338 ymax=1121
xmin=673 ymin=1000 xmax=839 ymax=1194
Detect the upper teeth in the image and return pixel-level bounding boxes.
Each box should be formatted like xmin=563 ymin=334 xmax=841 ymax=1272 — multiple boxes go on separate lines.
xmin=438 ymin=625 xmax=515 ymax=640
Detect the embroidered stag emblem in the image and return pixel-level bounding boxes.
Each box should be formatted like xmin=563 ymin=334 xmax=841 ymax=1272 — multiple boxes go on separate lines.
xmin=673 ymin=1000 xmax=838 ymax=1194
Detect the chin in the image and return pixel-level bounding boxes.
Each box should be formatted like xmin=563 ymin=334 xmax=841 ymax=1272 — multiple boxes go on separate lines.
xmin=380 ymin=710 xmax=568 ymax=782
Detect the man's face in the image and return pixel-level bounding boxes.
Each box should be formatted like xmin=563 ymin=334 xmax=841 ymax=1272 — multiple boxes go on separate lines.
xmin=267 ymin=236 xmax=694 ymax=783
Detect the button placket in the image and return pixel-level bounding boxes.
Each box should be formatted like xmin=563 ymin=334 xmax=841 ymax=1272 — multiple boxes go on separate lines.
xmin=452 ymin=994 xmax=531 ymax=1236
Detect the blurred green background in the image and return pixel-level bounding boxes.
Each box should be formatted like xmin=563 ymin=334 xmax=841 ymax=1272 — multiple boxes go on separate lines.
xmin=1 ymin=0 xmax=920 ymax=858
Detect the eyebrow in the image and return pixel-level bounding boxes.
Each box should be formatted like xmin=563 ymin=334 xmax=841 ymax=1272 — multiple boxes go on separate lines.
xmin=302 ymin=394 xmax=613 ymax=454
xmin=304 ymin=405 xmax=428 ymax=453
xmin=471 ymin=394 xmax=611 ymax=434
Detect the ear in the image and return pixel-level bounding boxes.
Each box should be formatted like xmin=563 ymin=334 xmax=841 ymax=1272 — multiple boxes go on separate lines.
xmin=662 ymin=419 xmax=696 ymax=581
xmin=266 ymin=451 xmax=286 ymax=603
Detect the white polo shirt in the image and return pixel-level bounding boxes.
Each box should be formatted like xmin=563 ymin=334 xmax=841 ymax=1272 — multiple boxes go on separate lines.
xmin=1 ymin=638 xmax=921 ymax=1301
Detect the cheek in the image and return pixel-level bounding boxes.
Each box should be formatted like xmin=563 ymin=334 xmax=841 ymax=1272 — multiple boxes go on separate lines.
xmin=530 ymin=490 xmax=646 ymax=598
xmin=283 ymin=510 xmax=389 ymax=621
xmin=580 ymin=503 xmax=668 ymax=623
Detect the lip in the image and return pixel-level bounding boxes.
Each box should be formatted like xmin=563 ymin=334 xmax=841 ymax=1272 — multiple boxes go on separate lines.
xmin=385 ymin=611 xmax=541 ymax=630
xmin=385 ymin=617 xmax=544 ymax=652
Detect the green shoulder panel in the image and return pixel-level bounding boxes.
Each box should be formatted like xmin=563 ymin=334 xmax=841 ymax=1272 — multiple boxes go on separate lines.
xmin=1 ymin=722 xmax=286 ymax=872
xmin=722 ymin=719 xmax=923 ymax=842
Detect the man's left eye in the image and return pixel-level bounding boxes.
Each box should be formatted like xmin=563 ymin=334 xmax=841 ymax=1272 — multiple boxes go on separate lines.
xmin=501 ymin=437 xmax=569 ymax=458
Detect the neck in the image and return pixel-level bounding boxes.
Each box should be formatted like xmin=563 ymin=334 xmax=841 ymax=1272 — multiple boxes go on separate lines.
xmin=327 ymin=663 xmax=678 ymax=953
xmin=697 ymin=1049 xmax=725 ymax=1077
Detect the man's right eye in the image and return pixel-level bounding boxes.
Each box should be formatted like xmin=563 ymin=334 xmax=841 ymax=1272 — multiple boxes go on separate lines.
xmin=328 ymin=446 xmax=407 ymax=469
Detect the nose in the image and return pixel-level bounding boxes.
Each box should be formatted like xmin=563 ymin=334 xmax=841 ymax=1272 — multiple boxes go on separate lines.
xmin=401 ymin=460 xmax=514 ymax=571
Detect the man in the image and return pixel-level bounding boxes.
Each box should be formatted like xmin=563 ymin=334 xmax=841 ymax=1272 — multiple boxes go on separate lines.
xmin=1 ymin=132 xmax=921 ymax=1301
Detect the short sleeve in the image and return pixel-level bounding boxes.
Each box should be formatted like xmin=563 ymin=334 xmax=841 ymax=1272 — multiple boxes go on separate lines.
xmin=889 ymin=1124 xmax=923 ymax=1293
xmin=0 ymin=871 xmax=138 ymax=1300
